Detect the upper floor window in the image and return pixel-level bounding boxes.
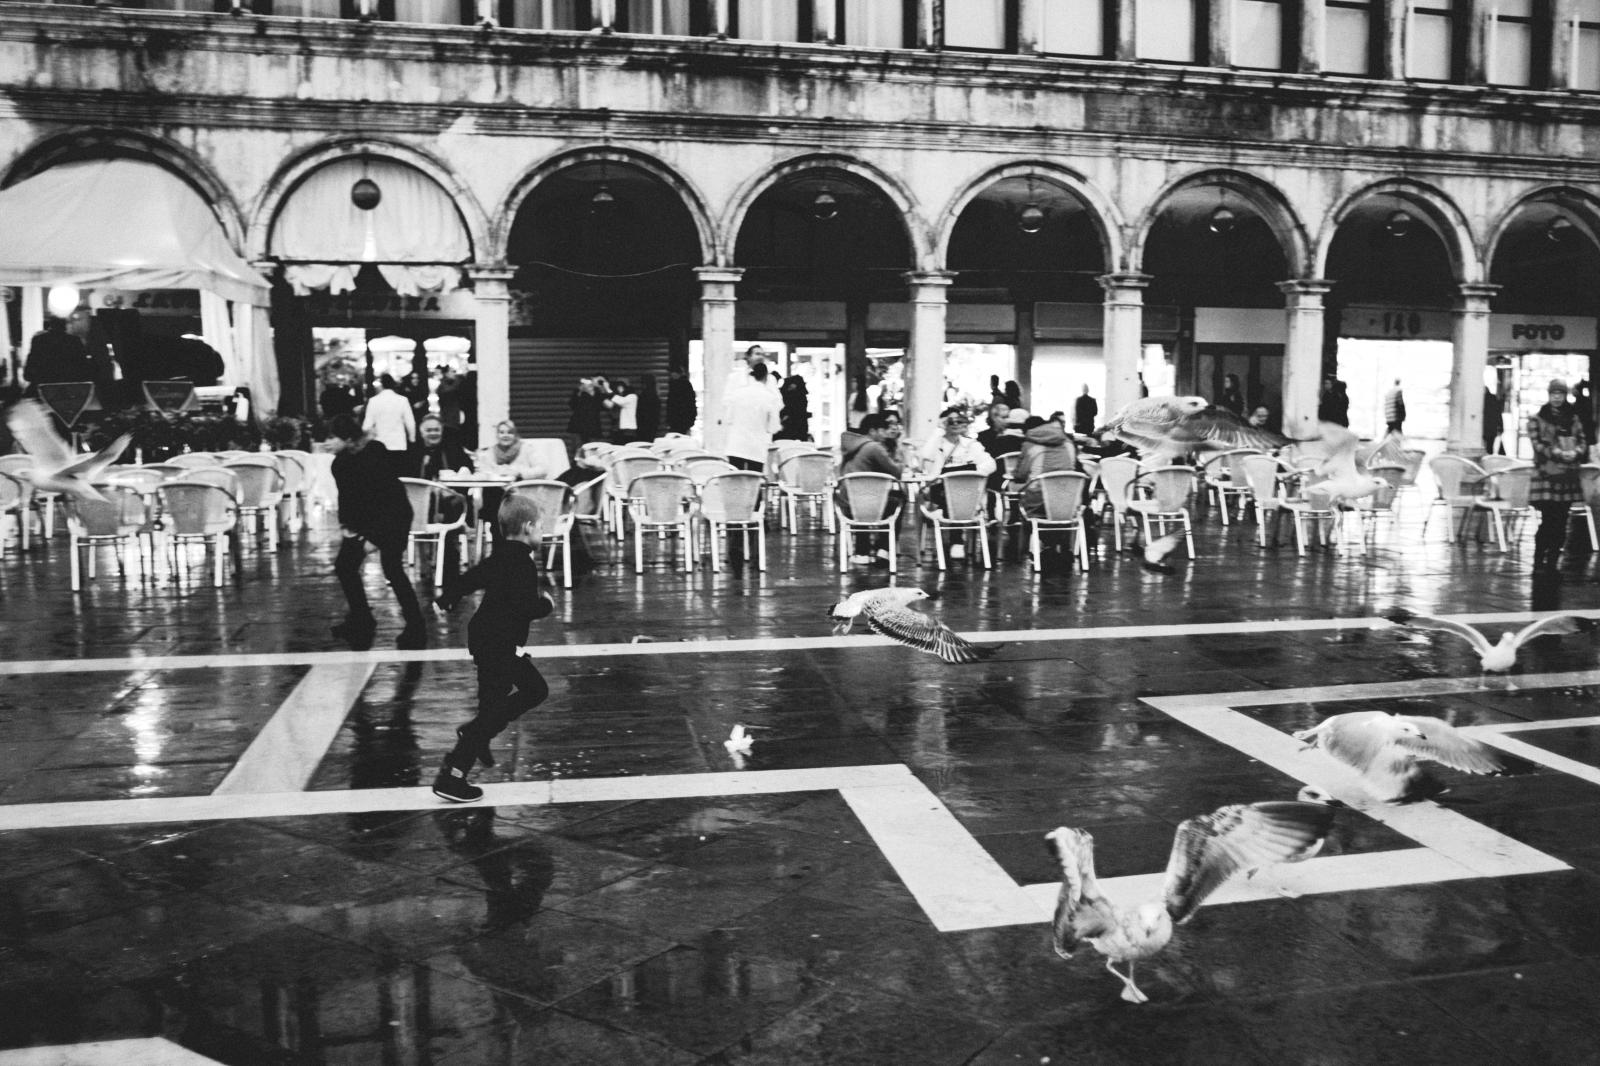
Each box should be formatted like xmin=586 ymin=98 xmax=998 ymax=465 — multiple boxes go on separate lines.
xmin=843 ymin=0 xmax=906 ymax=46
xmin=499 ymin=0 xmax=587 ymax=27
xmin=391 ymin=0 xmax=469 ymax=23
xmin=1138 ymin=0 xmax=1199 ymax=61
xmin=617 ymin=0 xmax=692 ymax=34
xmin=1489 ymin=0 xmax=1544 ymax=85
xmin=734 ymin=0 xmax=803 ymax=40
xmin=1234 ymin=0 xmax=1288 ymax=68
xmin=1407 ymin=0 xmax=1457 ymax=80
xmin=1576 ymin=0 xmax=1600 ymax=89
xmin=1325 ymin=0 xmax=1374 ymax=74
xmin=1040 ymin=0 xmax=1106 ymax=56
xmin=945 ymin=0 xmax=1007 ymax=50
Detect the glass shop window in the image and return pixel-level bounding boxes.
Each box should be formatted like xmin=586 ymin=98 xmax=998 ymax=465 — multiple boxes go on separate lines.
xmin=1234 ymin=0 xmax=1287 ymax=68
xmin=1137 ymin=0 xmax=1199 ymax=61
xmin=1407 ymin=0 xmax=1456 ymax=80
xmin=1325 ymin=0 xmax=1374 ymax=74
xmin=1040 ymin=0 xmax=1106 ymax=56
xmin=944 ymin=0 xmax=1007 ymax=50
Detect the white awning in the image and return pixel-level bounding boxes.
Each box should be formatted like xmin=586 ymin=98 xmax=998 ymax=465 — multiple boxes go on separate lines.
xmin=0 ymin=160 xmax=271 ymax=307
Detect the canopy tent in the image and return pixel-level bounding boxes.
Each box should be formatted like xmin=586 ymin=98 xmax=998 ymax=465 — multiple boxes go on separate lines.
xmin=0 ymin=159 xmax=278 ymax=410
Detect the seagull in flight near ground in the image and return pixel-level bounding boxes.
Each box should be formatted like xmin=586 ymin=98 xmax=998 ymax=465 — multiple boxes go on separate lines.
xmin=1098 ymin=397 xmax=1287 ymax=464
xmin=1141 ymin=531 xmax=1185 ymax=574
xmin=1293 ymin=711 xmax=1534 ymax=802
xmin=1385 ymin=607 xmax=1592 ymax=672
xmin=1048 ymin=801 xmax=1335 ymax=1003
xmin=1302 ymin=422 xmax=1387 ymax=511
xmin=829 ymin=586 xmax=999 ymax=664
xmin=4 ymin=400 xmax=132 ymax=503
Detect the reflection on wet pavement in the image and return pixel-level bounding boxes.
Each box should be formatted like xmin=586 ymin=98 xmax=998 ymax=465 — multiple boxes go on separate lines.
xmin=4 ymin=506 xmax=1600 ymax=1063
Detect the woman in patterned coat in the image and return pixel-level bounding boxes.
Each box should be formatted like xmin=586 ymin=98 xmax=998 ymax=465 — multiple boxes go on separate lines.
xmin=1528 ymin=378 xmax=1588 ymax=574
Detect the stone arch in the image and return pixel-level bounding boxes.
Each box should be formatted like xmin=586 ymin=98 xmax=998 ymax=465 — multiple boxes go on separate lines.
xmin=722 ymin=153 xmax=927 ymax=267
xmin=494 ymin=146 xmax=714 ymax=266
xmin=1484 ymin=183 xmax=1600 ymax=265
xmin=250 ymin=137 xmax=490 ymax=263
xmin=1317 ymin=178 xmax=1478 ymax=283
xmin=933 ymin=161 xmax=1123 ymax=271
xmin=1133 ymin=168 xmax=1311 ymax=278
xmin=3 ymin=129 xmax=251 ymax=251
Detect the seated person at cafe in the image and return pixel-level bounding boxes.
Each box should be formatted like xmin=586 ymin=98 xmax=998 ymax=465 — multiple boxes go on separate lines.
xmin=835 ymin=411 xmax=906 ymax=565
xmin=415 ymin=415 xmax=474 ymax=481
xmin=24 ymin=316 xmax=94 ymax=389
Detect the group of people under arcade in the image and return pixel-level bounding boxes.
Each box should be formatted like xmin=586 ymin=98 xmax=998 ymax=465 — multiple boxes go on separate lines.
xmin=566 ymin=369 xmax=704 ymax=445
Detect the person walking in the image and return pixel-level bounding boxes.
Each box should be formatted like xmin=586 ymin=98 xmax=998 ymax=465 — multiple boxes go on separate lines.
xmin=1529 ymin=379 xmax=1588 ymax=574
xmin=1073 ymin=385 xmax=1099 ymax=436
xmin=327 ymin=414 xmax=428 ymax=651
xmin=721 ymin=362 xmax=781 ymax=471
xmin=1383 ymin=378 xmax=1406 ymax=434
xmin=431 ymin=493 xmax=554 ymax=802
xmin=362 ymin=374 xmax=417 ymax=478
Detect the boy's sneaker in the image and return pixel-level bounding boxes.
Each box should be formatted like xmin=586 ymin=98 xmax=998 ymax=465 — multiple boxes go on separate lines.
xmin=432 ymin=764 xmax=483 ymax=803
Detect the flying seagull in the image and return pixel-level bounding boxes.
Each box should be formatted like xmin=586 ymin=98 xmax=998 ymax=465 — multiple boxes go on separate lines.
xmin=1302 ymin=422 xmax=1387 ymax=511
xmin=1385 ymin=607 xmax=1593 ymax=672
xmin=1141 ymin=531 xmax=1185 ymax=574
xmin=829 ymin=586 xmax=999 ymax=664
xmin=1293 ymin=711 xmax=1535 ymax=803
xmin=4 ymin=400 xmax=132 ymax=503
xmin=1098 ymin=397 xmax=1287 ymax=465
xmin=1047 ymin=801 xmax=1336 ymax=1003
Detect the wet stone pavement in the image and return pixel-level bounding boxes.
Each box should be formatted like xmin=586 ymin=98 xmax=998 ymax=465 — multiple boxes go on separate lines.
xmin=3 ymin=499 xmax=1600 ymax=1064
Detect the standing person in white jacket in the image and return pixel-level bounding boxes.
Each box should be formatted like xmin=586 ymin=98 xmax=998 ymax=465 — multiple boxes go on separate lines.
xmin=722 ymin=362 xmax=781 ymax=472
xmin=362 ymin=374 xmax=417 ymax=479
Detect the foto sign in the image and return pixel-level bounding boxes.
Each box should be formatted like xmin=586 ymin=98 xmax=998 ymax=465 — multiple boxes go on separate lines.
xmin=1489 ymin=315 xmax=1596 ymax=351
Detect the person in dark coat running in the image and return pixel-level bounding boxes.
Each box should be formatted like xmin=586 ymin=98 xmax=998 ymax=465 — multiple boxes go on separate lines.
xmin=431 ymin=492 xmax=554 ymax=802
xmin=328 ymin=414 xmax=428 ymax=651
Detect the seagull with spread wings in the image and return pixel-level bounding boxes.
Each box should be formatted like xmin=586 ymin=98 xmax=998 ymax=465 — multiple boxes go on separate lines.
xmin=1047 ymin=801 xmax=1336 ymax=1003
xmin=1302 ymin=422 xmax=1387 ymax=510
xmin=829 ymin=586 xmax=999 ymax=664
xmin=5 ymin=400 xmax=132 ymax=503
xmin=1097 ymin=397 xmax=1287 ymax=464
xmin=1385 ymin=607 xmax=1593 ymax=672
xmin=1293 ymin=711 xmax=1535 ymax=802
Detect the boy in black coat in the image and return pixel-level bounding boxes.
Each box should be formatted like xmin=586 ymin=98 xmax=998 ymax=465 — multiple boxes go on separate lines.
xmin=431 ymin=492 xmax=554 ymax=802
xmin=327 ymin=414 xmax=427 ymax=651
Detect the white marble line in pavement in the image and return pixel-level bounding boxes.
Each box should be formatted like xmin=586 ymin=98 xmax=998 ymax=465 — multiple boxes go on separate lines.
xmin=1471 ymin=732 xmax=1600 ymax=788
xmin=0 ymin=764 xmax=914 ymax=832
xmin=212 ymin=662 xmax=376 ymax=795
xmin=839 ymin=782 xmax=1043 ymax=932
xmin=1147 ymin=696 xmax=1570 ymax=879
xmin=1018 ymin=847 xmax=1486 ymax=921
xmin=1163 ymin=669 xmax=1600 ymax=709
xmin=0 ymin=1038 xmax=225 ymax=1065
xmin=1468 ymin=714 xmax=1600 ymax=733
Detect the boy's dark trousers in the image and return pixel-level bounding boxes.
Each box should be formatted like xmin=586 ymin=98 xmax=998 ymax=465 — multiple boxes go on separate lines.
xmin=335 ymin=529 xmax=425 ymax=631
xmin=448 ymin=650 xmax=549 ymax=765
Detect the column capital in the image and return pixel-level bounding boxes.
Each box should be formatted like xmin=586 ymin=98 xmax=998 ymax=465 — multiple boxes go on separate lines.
xmin=1098 ymin=272 xmax=1151 ymax=295
xmin=1456 ymin=282 xmax=1501 ymax=305
xmin=249 ymin=259 xmax=279 ymax=281
xmin=468 ymin=263 xmax=517 ymax=283
xmin=903 ymin=270 xmax=955 ymax=290
xmin=694 ymin=266 xmax=745 ymax=286
xmin=1276 ymin=278 xmax=1335 ymax=299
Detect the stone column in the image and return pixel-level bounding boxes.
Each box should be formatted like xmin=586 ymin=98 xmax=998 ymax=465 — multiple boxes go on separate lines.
xmin=592 ymin=0 xmax=615 ymax=31
xmin=697 ymin=266 xmax=744 ymax=454
xmin=1206 ymin=0 xmax=1234 ymax=66
xmin=1449 ymin=283 xmax=1499 ymax=458
xmin=712 ymin=0 xmax=729 ymax=36
xmin=469 ymin=265 xmax=516 ymax=454
xmin=1277 ymin=279 xmax=1334 ymax=441
xmin=904 ymin=271 xmax=953 ymax=447
xmin=1379 ymin=0 xmax=1406 ymax=78
xmin=1016 ymin=0 xmax=1042 ymax=53
xmin=1552 ymin=0 xmax=1579 ymax=88
xmin=1099 ymin=273 xmax=1149 ymax=418
xmin=20 ymin=287 xmax=44 ymax=384
xmin=813 ymin=0 xmax=836 ymax=41
xmin=1114 ymin=0 xmax=1138 ymax=59
xmin=1464 ymin=0 xmax=1490 ymax=83
xmin=918 ymin=0 xmax=940 ymax=49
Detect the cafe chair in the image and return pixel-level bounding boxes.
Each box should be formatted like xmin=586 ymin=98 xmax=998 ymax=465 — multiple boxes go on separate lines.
xmin=0 ymin=471 xmax=32 ymax=556
xmin=399 ymin=478 xmax=470 ymax=585
xmin=507 ymin=479 xmax=578 ymax=587
xmin=223 ymin=458 xmax=286 ymax=552
xmin=66 ymin=484 xmax=152 ymax=591
xmin=833 ymin=472 xmax=903 ymax=574
xmin=1423 ymin=455 xmax=1489 ymax=542
xmin=157 ymin=480 xmax=240 ymax=588
xmin=1024 ymin=471 xmax=1092 ymax=572
xmin=698 ymin=471 xmax=767 ymax=572
xmin=921 ymin=470 xmax=993 ymax=570
xmin=627 ymin=471 xmax=697 ymax=574
xmin=775 ymin=451 xmax=835 ymax=533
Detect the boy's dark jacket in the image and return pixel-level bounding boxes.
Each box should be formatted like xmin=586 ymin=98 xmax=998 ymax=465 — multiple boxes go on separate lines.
xmin=437 ymin=541 xmax=552 ymax=657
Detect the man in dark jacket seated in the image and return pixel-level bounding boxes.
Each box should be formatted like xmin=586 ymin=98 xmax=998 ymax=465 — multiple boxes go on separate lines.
xmin=835 ymin=412 xmax=906 ymax=565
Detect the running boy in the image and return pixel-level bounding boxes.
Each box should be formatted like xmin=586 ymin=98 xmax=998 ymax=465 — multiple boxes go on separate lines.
xmin=431 ymin=492 xmax=553 ymax=802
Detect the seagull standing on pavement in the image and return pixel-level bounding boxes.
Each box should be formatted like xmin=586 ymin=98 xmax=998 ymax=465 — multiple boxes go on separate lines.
xmin=1385 ymin=608 xmax=1592 ymax=672
xmin=1047 ymin=801 xmax=1336 ymax=1003
xmin=5 ymin=400 xmax=133 ymax=503
xmin=1097 ymin=397 xmax=1287 ymax=465
xmin=1293 ymin=711 xmax=1535 ymax=802
xmin=829 ymin=586 xmax=999 ymax=664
